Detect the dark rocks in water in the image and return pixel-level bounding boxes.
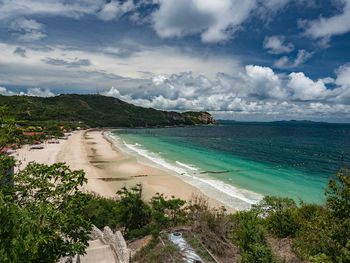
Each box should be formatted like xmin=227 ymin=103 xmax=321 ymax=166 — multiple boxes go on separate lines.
xmin=200 ymin=170 xmax=239 ymax=174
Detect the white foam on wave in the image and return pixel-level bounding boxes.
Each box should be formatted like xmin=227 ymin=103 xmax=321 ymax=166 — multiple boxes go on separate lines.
xmin=123 ymin=142 xmax=192 ymax=177
xmin=105 ymin=131 xmax=263 ymax=210
xmin=175 ymin=161 xmax=198 ymax=171
xmin=196 ymin=177 xmax=261 ymax=205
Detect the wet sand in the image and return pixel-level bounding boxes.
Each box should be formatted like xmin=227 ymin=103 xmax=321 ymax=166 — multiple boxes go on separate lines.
xmin=15 ymin=129 xmax=233 ymax=211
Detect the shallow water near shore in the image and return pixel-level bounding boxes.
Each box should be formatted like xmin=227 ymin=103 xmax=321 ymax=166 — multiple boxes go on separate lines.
xmin=108 ymin=122 xmax=350 ymax=210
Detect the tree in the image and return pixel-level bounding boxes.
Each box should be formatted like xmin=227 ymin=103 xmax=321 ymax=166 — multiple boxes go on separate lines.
xmin=0 ymin=106 xmax=23 ymax=152
xmin=0 ymin=161 xmax=91 ymax=263
xmin=0 ymin=111 xmax=92 ymax=262
xmin=252 ymin=196 xmax=298 ymax=238
xmin=150 ymin=193 xmax=186 ymax=228
xmin=324 ymin=169 xmax=350 ymax=262
xmin=116 ymin=184 xmax=152 ymax=236
xmin=325 ymin=168 xmax=350 ymax=219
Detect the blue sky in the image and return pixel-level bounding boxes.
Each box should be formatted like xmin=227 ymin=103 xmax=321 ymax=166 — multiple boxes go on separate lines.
xmin=0 ymin=0 xmax=350 ymax=122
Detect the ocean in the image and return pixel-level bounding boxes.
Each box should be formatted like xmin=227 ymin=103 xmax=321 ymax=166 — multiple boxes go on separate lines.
xmin=107 ymin=122 xmax=350 ymax=210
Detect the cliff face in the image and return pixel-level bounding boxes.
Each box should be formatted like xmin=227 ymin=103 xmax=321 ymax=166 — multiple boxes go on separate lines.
xmin=182 ymin=111 xmax=218 ymax=125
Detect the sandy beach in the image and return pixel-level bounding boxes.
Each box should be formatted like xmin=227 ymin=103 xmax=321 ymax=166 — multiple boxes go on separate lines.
xmin=14 ymin=129 xmax=231 ymax=211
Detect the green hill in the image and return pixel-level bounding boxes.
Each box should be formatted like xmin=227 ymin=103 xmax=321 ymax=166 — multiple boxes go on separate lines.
xmin=0 ymin=94 xmax=217 ymax=127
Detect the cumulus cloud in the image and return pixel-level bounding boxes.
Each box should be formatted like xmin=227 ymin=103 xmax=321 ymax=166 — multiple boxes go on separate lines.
xmin=302 ymin=0 xmax=350 ymax=43
xmin=101 ymin=64 xmax=350 ymax=121
xmin=0 ymin=86 xmax=55 ymax=97
xmin=152 ymin=0 xmax=292 ymax=42
xmin=287 ymin=72 xmax=331 ymax=100
xmin=333 ymin=64 xmax=350 ymax=103
xmin=26 ymin=88 xmax=55 ymax=97
xmin=244 ymin=65 xmax=288 ymax=99
xmin=263 ymin=35 xmax=294 ymax=54
xmin=9 ymin=18 xmax=47 ymax=41
xmin=0 ymin=87 xmax=18 ymax=96
xmin=274 ymin=49 xmax=313 ymax=69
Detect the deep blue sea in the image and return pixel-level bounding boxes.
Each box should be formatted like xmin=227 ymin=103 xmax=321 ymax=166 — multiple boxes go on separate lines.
xmin=109 ymin=122 xmax=350 ymax=210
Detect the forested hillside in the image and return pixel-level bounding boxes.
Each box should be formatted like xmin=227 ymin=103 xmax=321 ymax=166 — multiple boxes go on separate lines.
xmin=0 ymin=94 xmax=217 ymax=127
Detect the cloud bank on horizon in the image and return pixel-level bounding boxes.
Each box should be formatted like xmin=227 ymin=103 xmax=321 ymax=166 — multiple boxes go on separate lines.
xmin=0 ymin=0 xmax=350 ymax=122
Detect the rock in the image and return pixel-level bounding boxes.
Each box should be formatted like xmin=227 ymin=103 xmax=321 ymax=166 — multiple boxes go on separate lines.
xmin=114 ymin=231 xmax=130 ymax=263
xmin=58 ymin=256 xmax=72 ymax=263
xmin=61 ymin=226 xmax=130 ymax=263
xmin=90 ymin=225 xmax=104 ymax=240
xmin=103 ymin=227 xmax=130 ymax=263
xmin=102 ymin=226 xmax=116 ymax=244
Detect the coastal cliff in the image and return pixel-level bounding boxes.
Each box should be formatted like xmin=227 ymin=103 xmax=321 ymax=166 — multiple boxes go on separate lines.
xmin=182 ymin=111 xmax=218 ymax=125
xmin=0 ymin=94 xmax=217 ymax=127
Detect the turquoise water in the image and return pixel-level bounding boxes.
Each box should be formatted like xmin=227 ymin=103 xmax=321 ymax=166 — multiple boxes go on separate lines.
xmin=109 ymin=122 xmax=350 ymax=209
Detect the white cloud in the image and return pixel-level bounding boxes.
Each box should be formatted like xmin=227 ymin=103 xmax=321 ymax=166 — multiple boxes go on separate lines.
xmin=26 ymin=88 xmax=55 ymax=97
xmin=9 ymin=18 xmax=47 ymax=41
xmin=288 ymin=72 xmax=330 ymax=100
xmin=0 ymin=0 xmax=135 ymax=21
xmin=274 ymin=49 xmax=313 ymax=69
xmin=2 ymin=54 xmax=350 ymax=121
xmin=244 ymin=65 xmax=288 ymax=99
xmin=101 ymin=64 xmax=350 ymax=121
xmin=333 ymin=64 xmax=350 ymax=103
xmin=97 ymin=0 xmax=135 ymax=21
xmin=0 ymin=87 xmax=18 ymax=96
xmin=335 ymin=63 xmax=350 ymax=87
xmin=0 ymin=42 xmax=240 ymax=92
xmin=152 ymin=0 xmax=293 ymax=42
xmin=0 ymin=86 xmax=54 ymax=97
xmin=302 ymin=0 xmax=350 ymax=42
xmin=263 ymin=35 xmax=294 ymax=54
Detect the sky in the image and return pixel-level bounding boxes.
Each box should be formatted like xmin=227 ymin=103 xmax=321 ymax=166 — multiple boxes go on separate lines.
xmin=0 ymin=0 xmax=350 ymax=122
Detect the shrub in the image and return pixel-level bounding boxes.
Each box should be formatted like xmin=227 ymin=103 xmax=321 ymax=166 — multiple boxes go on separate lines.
xmin=292 ymin=169 xmax=350 ymax=262
xmin=253 ymin=196 xmax=298 ymax=238
xmin=116 ymin=184 xmax=152 ymax=237
xmin=229 ymin=211 xmax=276 ymax=263
xmin=229 ymin=211 xmax=266 ymax=250
xmin=151 ymin=193 xmax=187 ymax=228
xmin=188 ymin=195 xmax=235 ymax=258
xmin=240 ymin=243 xmax=275 ymax=263
xmin=81 ymin=193 xmax=120 ymax=230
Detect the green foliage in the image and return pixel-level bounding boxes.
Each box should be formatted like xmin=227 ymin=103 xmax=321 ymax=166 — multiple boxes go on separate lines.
xmin=116 ymin=184 xmax=152 ymax=236
xmin=133 ymin=237 xmax=183 ymax=263
xmin=188 ymin=195 xmax=237 ymax=259
xmin=291 ymin=169 xmax=350 ymax=262
xmin=0 ymin=160 xmax=91 ymax=263
xmin=292 ymin=204 xmax=335 ymax=261
xmin=253 ymin=196 xmax=298 ymax=238
xmin=81 ymin=194 xmax=120 ymax=230
xmin=150 ymin=193 xmax=187 ymax=228
xmin=0 ymin=94 xmax=217 ymax=127
xmin=230 ymin=211 xmax=266 ymax=251
xmin=0 ymin=192 xmax=41 ymax=262
xmin=325 ymin=168 xmax=350 ymax=219
xmin=0 ymin=106 xmax=23 ymax=150
xmin=240 ymin=243 xmax=276 ymax=263
xmin=229 ymin=211 xmax=276 ymax=263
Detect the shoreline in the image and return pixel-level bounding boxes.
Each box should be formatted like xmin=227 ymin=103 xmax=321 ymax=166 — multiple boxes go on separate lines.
xmin=15 ymin=129 xmax=234 ymax=212
xmin=98 ymin=129 xmax=235 ymax=212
